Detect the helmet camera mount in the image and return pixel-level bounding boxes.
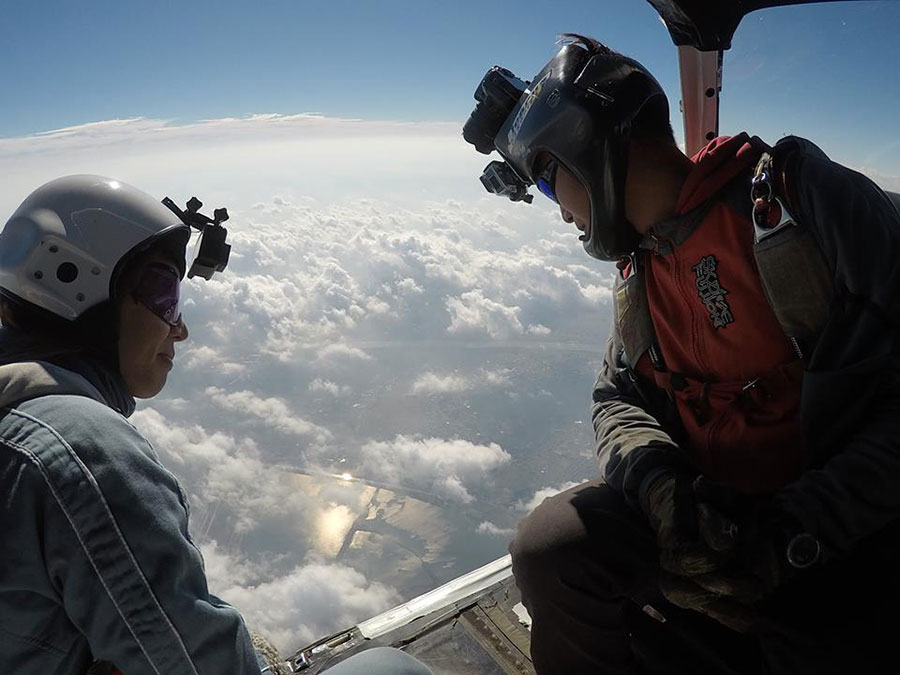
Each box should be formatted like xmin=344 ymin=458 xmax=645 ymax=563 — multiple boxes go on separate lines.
xmin=162 ymin=196 xmax=232 ymax=280
xmin=463 ymin=67 xmax=535 ymax=204
xmin=480 ymin=161 xmax=533 ymax=203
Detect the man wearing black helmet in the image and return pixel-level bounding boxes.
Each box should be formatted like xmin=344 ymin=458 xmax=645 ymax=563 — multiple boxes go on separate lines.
xmin=465 ymin=35 xmax=900 ymax=674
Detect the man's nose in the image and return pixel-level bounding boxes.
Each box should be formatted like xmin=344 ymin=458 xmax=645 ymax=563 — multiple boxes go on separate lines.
xmin=171 ymin=317 xmax=189 ymax=341
xmin=560 ymin=207 xmax=574 ymax=223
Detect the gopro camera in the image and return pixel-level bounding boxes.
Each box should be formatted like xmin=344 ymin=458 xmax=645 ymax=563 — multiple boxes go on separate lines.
xmin=480 ymin=161 xmax=533 ymax=203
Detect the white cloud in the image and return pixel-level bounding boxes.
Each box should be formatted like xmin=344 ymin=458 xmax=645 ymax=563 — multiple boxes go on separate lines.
xmin=308 ymin=378 xmax=349 ymax=396
xmin=206 ymin=387 xmax=333 ymax=444
xmin=201 ymin=542 xmax=398 ymax=654
xmin=410 ymin=369 xmax=512 ymax=394
xmin=411 ymin=372 xmax=469 ymax=394
xmin=476 ymin=521 xmax=516 ymax=537
xmin=316 ymin=343 xmax=373 ymax=364
xmin=131 ymin=408 xmax=318 ymax=535
xmin=182 ymin=345 xmax=248 ymax=377
xmin=483 ymin=369 xmax=512 ymax=386
xmin=518 ymin=481 xmax=584 ymax=513
xmin=446 ymin=290 xmax=525 ymax=340
xmin=359 ymin=435 xmax=511 ymax=504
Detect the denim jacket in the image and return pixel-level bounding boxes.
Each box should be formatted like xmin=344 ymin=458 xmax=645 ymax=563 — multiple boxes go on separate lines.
xmin=0 ymin=357 xmax=262 ymax=675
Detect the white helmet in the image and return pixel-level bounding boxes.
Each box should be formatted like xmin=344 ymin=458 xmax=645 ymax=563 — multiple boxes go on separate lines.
xmin=0 ymin=175 xmax=190 ymax=321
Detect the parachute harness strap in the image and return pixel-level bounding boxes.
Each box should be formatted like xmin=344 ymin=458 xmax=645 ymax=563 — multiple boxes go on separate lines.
xmin=751 ymin=152 xmax=797 ymax=243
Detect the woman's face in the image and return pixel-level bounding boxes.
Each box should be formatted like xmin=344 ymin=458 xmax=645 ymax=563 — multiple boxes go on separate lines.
xmin=117 ymin=255 xmax=189 ymax=398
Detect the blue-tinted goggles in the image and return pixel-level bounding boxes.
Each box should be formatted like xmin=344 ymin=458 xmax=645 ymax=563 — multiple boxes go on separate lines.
xmin=536 ymin=160 xmax=559 ymax=203
xmin=133 ymin=263 xmax=182 ymax=327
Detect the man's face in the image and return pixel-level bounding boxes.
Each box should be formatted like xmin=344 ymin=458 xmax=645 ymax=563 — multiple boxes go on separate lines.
xmin=536 ymin=157 xmax=592 ymax=241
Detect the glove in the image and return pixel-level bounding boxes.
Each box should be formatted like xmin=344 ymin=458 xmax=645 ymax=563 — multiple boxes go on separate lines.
xmin=641 ymin=472 xmax=740 ymax=577
xmin=691 ymin=504 xmax=819 ymax=605
xmin=659 ymin=571 xmax=760 ymax=633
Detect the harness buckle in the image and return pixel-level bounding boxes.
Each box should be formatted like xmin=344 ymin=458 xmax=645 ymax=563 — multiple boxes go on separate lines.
xmin=751 ymin=154 xmax=797 ymax=243
xmin=741 ymin=377 xmax=761 ymax=392
xmin=740 ymin=376 xmax=773 ymax=404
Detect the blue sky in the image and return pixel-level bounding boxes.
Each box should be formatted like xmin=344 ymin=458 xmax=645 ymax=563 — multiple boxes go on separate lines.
xmin=3 ymin=0 xmax=899 ymax=174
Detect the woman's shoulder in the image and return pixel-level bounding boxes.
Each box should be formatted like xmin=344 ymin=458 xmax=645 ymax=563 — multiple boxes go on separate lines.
xmin=8 ymin=392 xmax=160 ymax=474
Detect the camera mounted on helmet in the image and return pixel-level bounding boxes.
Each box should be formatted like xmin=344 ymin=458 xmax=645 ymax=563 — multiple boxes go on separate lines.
xmin=480 ymin=161 xmax=533 ymax=204
xmin=162 ymin=196 xmax=231 ymax=280
xmin=462 ymin=35 xmax=669 ymax=261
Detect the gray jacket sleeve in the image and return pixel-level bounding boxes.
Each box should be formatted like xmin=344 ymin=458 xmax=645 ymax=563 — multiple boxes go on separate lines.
xmin=591 ymin=322 xmax=689 ymax=511
xmin=771 ymin=142 xmax=900 ymax=560
xmin=28 ymin=395 xmax=262 ymax=675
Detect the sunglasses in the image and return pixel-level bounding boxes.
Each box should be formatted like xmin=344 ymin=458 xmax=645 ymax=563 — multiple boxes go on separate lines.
xmin=536 ymin=160 xmax=560 ymax=203
xmin=132 ymin=263 xmax=182 ymax=327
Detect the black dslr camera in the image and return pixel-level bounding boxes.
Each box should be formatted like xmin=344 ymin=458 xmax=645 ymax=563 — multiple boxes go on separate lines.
xmin=463 ymin=67 xmax=534 ymax=203
xmin=463 ymin=66 xmax=527 ymax=154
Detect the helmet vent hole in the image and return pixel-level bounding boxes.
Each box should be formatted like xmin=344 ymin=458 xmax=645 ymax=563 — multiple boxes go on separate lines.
xmin=34 ymin=271 xmax=43 ymax=280
xmin=56 ymin=262 xmax=79 ymax=283
xmin=49 ymin=245 xmax=59 ymax=253
xmin=91 ymin=267 xmax=101 ymax=276
xmin=76 ymin=293 xmax=85 ymax=302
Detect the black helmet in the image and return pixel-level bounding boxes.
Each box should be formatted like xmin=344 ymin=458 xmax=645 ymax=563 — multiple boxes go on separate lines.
xmin=463 ymin=36 xmax=668 ymax=261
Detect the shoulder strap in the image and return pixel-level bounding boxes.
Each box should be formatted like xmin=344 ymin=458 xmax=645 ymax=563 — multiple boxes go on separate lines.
xmin=613 ymin=254 xmax=664 ymax=371
xmin=615 ymin=136 xmax=832 ymax=372
xmin=749 ymin=137 xmax=832 ymax=353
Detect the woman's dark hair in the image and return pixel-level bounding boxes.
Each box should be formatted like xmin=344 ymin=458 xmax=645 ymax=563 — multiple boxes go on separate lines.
xmin=0 ymin=296 xmax=120 ymax=367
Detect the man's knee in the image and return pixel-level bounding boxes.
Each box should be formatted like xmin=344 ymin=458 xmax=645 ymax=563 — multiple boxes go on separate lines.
xmin=510 ymin=480 xmax=652 ymax=602
xmin=509 ymin=483 xmax=598 ymax=593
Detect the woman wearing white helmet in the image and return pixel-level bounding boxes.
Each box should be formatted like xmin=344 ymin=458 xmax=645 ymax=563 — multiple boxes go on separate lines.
xmin=0 ymin=176 xmax=432 ymax=675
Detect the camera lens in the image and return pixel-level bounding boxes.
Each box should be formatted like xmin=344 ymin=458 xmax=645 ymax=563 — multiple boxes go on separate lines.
xmin=463 ymin=67 xmax=528 ymax=155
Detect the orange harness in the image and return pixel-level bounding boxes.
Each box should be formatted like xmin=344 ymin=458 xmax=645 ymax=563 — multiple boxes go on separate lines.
xmin=615 ymin=135 xmax=830 ymax=494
